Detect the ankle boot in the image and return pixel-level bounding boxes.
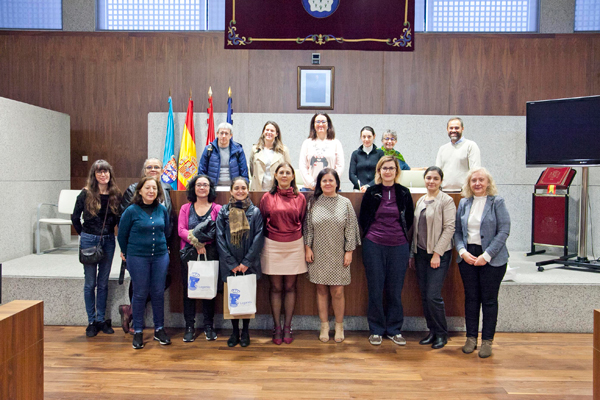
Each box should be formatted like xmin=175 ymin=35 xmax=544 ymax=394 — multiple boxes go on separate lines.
xmin=319 ymin=322 xmax=329 ymax=343
xmin=479 ymin=339 xmax=493 ymax=358
xmin=334 ymin=322 xmax=344 ymax=343
xmin=463 ymin=336 xmax=477 ymax=354
xmin=431 ymin=334 xmax=447 ymax=349
xmin=419 ymin=332 xmax=435 ymax=345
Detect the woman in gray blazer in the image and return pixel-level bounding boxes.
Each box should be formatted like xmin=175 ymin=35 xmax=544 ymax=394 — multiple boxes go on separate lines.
xmin=455 ymin=167 xmax=510 ymax=358
xmin=410 ymin=166 xmax=456 ymax=349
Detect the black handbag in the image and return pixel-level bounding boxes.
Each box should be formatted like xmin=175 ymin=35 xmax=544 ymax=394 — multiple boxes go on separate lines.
xmin=192 ymin=217 xmax=216 ymax=243
xmin=79 ymin=206 xmax=109 ymax=265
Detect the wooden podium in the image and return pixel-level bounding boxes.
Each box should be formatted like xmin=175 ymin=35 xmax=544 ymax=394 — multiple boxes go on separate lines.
xmin=0 ymin=300 xmax=44 ymax=400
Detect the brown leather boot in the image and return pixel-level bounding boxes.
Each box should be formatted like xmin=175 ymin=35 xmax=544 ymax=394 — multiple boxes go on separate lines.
xmin=479 ymin=339 xmax=493 ymax=358
xmin=462 ymin=336 xmax=477 ymax=354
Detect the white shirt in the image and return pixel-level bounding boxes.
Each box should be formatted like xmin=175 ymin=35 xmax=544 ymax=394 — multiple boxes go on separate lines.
xmin=458 ymin=195 xmax=492 ymax=262
xmin=261 ymin=148 xmax=274 ymax=190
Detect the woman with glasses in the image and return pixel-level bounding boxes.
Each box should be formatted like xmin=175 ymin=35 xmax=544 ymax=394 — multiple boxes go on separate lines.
xmin=359 ymin=156 xmax=414 ymax=347
xmin=299 ymin=113 xmax=344 ymax=191
xmin=72 ymin=160 xmax=122 ymax=337
xmin=178 ymin=175 xmax=222 ymax=343
xmin=349 ymin=126 xmax=385 ymax=192
xmin=380 ymin=130 xmax=412 ymax=171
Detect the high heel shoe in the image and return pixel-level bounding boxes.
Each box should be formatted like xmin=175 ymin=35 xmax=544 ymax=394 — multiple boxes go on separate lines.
xmin=283 ymin=325 xmax=294 ymax=344
xmin=334 ymin=322 xmax=344 ymax=343
xmin=319 ymin=322 xmax=329 ymax=343
xmin=272 ymin=326 xmax=283 ymax=345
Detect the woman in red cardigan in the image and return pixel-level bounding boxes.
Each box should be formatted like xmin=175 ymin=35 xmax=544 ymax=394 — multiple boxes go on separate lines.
xmin=259 ymin=162 xmax=307 ymax=344
xmin=178 ymin=174 xmax=222 ymax=343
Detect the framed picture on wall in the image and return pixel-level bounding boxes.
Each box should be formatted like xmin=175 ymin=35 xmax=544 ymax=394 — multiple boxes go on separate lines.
xmin=297 ymin=66 xmax=334 ymax=110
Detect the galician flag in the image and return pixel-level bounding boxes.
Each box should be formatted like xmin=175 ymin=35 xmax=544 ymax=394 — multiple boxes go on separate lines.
xmin=177 ymin=97 xmax=197 ymax=190
xmin=161 ymin=96 xmax=177 ymax=190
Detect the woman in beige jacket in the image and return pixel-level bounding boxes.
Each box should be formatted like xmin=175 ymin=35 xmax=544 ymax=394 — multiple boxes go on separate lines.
xmin=410 ymin=166 xmax=456 ymax=349
xmin=249 ymin=121 xmax=292 ymax=191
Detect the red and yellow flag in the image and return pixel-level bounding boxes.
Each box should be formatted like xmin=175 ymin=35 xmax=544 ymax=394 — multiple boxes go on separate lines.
xmin=177 ymin=97 xmax=197 ymax=190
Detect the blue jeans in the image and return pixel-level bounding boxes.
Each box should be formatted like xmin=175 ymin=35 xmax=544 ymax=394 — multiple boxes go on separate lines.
xmin=362 ymin=239 xmax=409 ymax=336
xmin=127 ymin=253 xmax=170 ymax=332
xmin=80 ymin=232 xmax=116 ymax=324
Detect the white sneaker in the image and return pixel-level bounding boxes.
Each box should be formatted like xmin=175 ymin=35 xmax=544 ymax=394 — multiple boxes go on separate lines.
xmin=387 ymin=334 xmax=406 ymax=346
xmin=369 ymin=334 xmax=383 ymax=346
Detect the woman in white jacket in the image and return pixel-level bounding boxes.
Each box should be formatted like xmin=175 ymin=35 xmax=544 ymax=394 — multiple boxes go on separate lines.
xmin=249 ymin=121 xmax=292 ymax=191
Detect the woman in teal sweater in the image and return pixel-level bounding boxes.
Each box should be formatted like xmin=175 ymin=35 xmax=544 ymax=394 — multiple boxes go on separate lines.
xmin=118 ymin=176 xmax=170 ymax=350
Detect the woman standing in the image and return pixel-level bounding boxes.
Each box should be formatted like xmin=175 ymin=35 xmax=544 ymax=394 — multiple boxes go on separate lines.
xmin=455 ymin=167 xmax=510 ymax=358
xmin=259 ymin=162 xmax=307 ymax=345
xmin=249 ymin=121 xmax=292 ymax=191
xmin=349 ymin=126 xmax=385 ymax=192
xmin=72 ymin=160 xmax=122 ymax=337
xmin=410 ymin=166 xmax=456 ymax=349
xmin=118 ymin=176 xmax=171 ymax=350
xmin=380 ymin=130 xmax=411 ymax=170
xmin=216 ymin=177 xmax=264 ymax=347
xmin=299 ymin=113 xmax=344 ymax=190
xmin=178 ymin=175 xmax=222 ymax=343
xmin=304 ymin=168 xmax=360 ymax=343
xmin=359 ymin=156 xmax=414 ymax=346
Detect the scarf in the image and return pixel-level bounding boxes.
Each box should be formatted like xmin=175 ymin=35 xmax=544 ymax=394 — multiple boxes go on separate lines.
xmin=228 ymin=196 xmax=252 ymax=247
xmin=382 ymin=147 xmax=406 ymax=162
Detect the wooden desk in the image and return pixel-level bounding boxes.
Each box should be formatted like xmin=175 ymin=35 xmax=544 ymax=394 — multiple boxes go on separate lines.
xmin=0 ymin=300 xmax=44 ymax=400
xmin=594 ymin=310 xmax=600 ymax=400
xmin=167 ymin=191 xmax=464 ymax=317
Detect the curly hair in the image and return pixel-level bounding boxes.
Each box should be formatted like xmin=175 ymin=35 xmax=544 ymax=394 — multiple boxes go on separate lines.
xmin=462 ymin=167 xmax=498 ymax=198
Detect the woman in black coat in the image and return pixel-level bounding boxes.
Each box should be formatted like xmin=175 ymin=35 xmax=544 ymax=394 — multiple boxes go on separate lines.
xmin=216 ymin=177 xmax=264 ymax=347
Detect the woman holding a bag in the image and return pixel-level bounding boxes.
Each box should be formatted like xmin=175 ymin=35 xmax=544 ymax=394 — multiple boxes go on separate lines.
xmin=259 ymin=162 xmax=307 ymax=345
xmin=178 ymin=175 xmax=222 ymax=343
xmin=118 ymin=176 xmax=171 ymax=350
xmin=72 ymin=159 xmax=122 ymax=337
xmin=216 ymin=177 xmax=265 ymax=347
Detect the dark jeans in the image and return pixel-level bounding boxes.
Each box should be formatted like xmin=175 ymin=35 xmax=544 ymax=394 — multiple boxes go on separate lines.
xmin=127 ymin=253 xmax=170 ymax=332
xmin=458 ymin=244 xmax=507 ymax=341
xmin=414 ymin=248 xmax=452 ymax=336
xmin=180 ymin=243 xmax=218 ymax=328
xmin=362 ymin=239 xmax=409 ymax=336
xmin=80 ymin=232 xmax=116 ymax=324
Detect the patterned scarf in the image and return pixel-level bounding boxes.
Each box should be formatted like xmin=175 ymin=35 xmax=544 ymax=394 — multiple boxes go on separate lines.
xmin=228 ymin=196 xmax=252 ymax=247
xmin=382 ymin=147 xmax=406 ymax=162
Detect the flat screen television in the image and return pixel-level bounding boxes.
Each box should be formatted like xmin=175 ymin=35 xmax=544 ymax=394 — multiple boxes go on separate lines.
xmin=526 ymin=95 xmax=600 ymax=166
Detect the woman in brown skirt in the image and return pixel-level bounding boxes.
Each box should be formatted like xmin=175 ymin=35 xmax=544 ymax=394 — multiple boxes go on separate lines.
xmin=259 ymin=162 xmax=307 ymax=345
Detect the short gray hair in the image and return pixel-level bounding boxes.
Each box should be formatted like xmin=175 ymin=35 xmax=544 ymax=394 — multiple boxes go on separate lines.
xmin=217 ymin=122 xmax=233 ymax=135
xmin=141 ymin=157 xmax=162 ymax=177
xmin=382 ymin=129 xmax=397 ymax=141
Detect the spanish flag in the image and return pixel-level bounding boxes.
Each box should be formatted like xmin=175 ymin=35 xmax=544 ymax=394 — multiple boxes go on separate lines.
xmin=177 ymin=97 xmax=197 ymax=190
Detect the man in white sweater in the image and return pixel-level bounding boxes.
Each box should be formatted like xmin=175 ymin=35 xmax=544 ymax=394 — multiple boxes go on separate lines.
xmin=435 ymin=117 xmax=481 ymax=191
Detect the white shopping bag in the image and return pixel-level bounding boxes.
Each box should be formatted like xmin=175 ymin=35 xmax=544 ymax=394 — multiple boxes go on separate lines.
xmin=226 ymin=273 xmax=257 ymax=316
xmin=188 ymin=253 xmax=219 ymax=299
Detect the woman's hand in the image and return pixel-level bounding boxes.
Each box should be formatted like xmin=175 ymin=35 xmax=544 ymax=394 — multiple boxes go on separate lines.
xmin=196 ymin=245 xmax=207 ymax=255
xmin=360 ymin=185 xmax=368 ymax=193
xmin=120 ymin=252 xmax=126 ymax=262
xmin=343 ymin=251 xmax=352 ymax=267
xmin=430 ymin=253 xmax=441 ymax=269
xmin=474 ymin=255 xmax=487 ymax=266
xmin=305 ymin=246 xmax=314 ymax=263
xmin=232 ymin=264 xmax=249 ymax=274
xmin=408 ymin=257 xmax=415 ymax=270
xmin=461 ymin=251 xmax=477 ymax=265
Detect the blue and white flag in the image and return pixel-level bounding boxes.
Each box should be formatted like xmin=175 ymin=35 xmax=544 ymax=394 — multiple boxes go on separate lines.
xmin=161 ymin=96 xmax=177 ymax=189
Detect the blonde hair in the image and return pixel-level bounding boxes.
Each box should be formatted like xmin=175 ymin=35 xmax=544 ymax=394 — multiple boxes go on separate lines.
xmin=374 ymin=156 xmax=402 ymax=185
xmin=462 ymin=167 xmax=498 ymax=197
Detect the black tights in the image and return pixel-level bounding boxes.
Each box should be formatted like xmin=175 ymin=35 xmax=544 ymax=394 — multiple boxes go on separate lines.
xmin=231 ymin=318 xmax=250 ymax=335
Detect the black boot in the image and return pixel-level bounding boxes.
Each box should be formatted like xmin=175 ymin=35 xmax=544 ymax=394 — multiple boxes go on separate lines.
xmin=419 ymin=332 xmax=435 ymax=345
xmin=431 ymin=334 xmax=448 ymax=349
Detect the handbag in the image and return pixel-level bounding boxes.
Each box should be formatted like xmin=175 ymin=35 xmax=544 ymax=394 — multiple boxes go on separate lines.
xmin=79 ymin=206 xmax=109 ymax=265
xmin=226 ymin=273 xmax=257 ymax=316
xmin=187 ymin=253 xmax=219 ymax=299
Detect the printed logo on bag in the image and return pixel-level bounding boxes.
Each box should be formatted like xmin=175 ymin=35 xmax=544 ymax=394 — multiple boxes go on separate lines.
xmin=188 ymin=274 xmax=200 ymax=290
xmin=229 ymin=289 xmax=241 ymax=307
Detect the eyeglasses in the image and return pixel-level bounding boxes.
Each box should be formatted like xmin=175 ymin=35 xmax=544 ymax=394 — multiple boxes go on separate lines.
xmin=315 ymin=120 xmax=328 ymax=125
xmin=95 ymin=170 xmax=109 ymax=175
xmin=381 ymin=167 xmax=397 ymax=172
xmin=383 ymin=137 xmax=397 ymax=142
xmin=195 ymin=183 xmax=210 ymax=188
xmin=145 ymin=165 xmax=161 ymax=170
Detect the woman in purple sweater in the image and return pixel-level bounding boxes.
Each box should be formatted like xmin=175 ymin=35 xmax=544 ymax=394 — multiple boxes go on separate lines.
xmin=178 ymin=175 xmax=222 ymax=343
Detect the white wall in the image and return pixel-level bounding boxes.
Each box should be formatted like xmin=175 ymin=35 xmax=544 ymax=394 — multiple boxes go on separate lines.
xmin=0 ymin=97 xmax=71 ymax=262
xmin=149 ymin=112 xmax=600 ymax=255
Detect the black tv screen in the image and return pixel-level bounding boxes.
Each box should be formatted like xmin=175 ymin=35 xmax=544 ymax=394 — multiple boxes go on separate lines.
xmin=526 ymin=95 xmax=600 ymax=166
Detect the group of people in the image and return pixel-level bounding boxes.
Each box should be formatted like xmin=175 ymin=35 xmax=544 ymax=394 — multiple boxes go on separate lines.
xmin=72 ymin=114 xmax=509 ymax=358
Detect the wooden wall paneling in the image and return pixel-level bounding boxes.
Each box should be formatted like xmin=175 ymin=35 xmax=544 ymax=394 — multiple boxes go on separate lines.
xmin=247 ymin=49 xmax=308 ymax=114
xmin=448 ymin=35 xmax=489 ymax=115
xmin=552 ymin=35 xmax=594 ymax=101
xmin=592 ymin=36 xmax=600 ymax=96
xmin=383 ymin=34 xmax=453 ymax=115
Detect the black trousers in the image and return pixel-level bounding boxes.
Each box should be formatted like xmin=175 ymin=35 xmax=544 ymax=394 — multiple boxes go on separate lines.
xmin=414 ymin=248 xmax=452 ymax=336
xmin=180 ymin=243 xmax=218 ymax=328
xmin=458 ymin=244 xmax=506 ymax=341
